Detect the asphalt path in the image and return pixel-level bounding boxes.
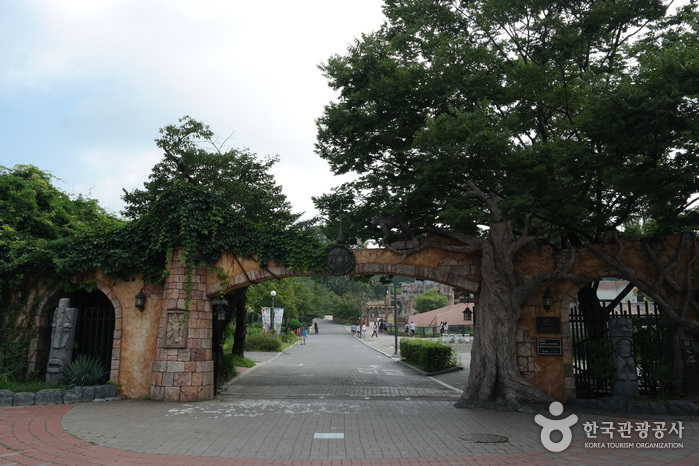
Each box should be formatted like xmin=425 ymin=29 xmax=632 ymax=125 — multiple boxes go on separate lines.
xmin=220 ymin=319 xmax=462 ymax=401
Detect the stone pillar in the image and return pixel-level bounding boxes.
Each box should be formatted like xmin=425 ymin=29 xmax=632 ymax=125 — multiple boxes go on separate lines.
xmin=46 ymin=298 xmax=78 ymax=383
xmin=149 ymin=249 xmax=214 ymax=402
xmin=609 ymin=317 xmax=639 ymax=398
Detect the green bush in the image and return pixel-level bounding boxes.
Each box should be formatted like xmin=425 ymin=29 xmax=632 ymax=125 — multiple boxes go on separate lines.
xmin=288 ymin=318 xmax=302 ymax=331
xmin=400 ymin=339 xmax=457 ymax=373
xmin=245 ymin=334 xmax=283 ymax=352
xmin=217 ymin=353 xmax=237 ymax=386
xmin=60 ymin=354 xmax=109 ymax=386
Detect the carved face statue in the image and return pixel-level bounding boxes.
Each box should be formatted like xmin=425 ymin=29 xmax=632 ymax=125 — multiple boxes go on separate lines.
xmin=46 ymin=300 xmax=78 ymax=382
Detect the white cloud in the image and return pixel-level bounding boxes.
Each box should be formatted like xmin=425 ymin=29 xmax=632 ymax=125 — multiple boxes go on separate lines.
xmin=0 ymin=0 xmax=384 ymax=219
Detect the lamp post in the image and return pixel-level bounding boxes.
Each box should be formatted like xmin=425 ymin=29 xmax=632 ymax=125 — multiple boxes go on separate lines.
xmin=388 ymin=285 xmax=398 ymax=355
xmin=270 ymin=290 xmax=276 ymax=334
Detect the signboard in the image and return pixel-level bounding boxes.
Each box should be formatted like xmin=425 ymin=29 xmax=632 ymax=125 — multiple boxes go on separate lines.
xmin=261 ymin=307 xmax=284 ymax=335
xmin=536 ymin=317 xmax=560 ymax=334
xmin=537 ymin=338 xmax=562 ymax=355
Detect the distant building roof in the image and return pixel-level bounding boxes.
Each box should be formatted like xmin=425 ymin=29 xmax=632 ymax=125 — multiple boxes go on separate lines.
xmin=409 ymin=303 xmax=474 ymax=328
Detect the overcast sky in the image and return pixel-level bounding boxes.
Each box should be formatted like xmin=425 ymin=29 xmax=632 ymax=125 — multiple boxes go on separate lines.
xmin=0 ymin=0 xmax=385 ymax=219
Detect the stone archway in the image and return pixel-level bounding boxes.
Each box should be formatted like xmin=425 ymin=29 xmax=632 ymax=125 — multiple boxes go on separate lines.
xmin=27 ymin=278 xmax=124 ymax=383
xmin=98 ymin=233 xmax=697 ymax=402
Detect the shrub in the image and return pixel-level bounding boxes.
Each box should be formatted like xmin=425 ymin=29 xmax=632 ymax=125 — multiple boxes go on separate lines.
xmin=400 ymin=339 xmax=457 ymax=373
xmin=60 ymin=354 xmax=109 ymax=386
xmin=288 ymin=319 xmax=302 ymax=331
xmin=217 ymin=353 xmax=237 ymax=386
xmin=245 ymin=334 xmax=283 ymax=352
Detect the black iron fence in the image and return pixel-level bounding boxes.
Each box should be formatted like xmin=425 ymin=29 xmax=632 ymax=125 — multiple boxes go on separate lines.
xmin=74 ymin=305 xmax=115 ymax=382
xmin=570 ymin=300 xmax=667 ymax=399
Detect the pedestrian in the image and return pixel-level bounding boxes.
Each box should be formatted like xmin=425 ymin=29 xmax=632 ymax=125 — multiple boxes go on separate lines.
xmin=314 ymin=322 xmax=319 ymax=334
xmin=410 ymin=321 xmax=416 ymax=337
xmin=361 ymin=323 xmax=367 ymax=338
xmin=300 ymin=327 xmax=307 ymax=345
xmin=371 ymin=323 xmax=378 ymax=338
xmin=440 ymin=322 xmax=445 ymax=334
xmin=404 ymin=322 xmax=409 ymax=336
xmin=351 ymin=324 xmax=356 ymax=336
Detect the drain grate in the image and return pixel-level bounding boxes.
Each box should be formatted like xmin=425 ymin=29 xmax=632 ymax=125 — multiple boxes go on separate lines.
xmin=459 ymin=433 xmax=509 ymax=443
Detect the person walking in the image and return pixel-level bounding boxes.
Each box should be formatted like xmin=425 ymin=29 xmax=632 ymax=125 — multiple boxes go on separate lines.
xmin=300 ymin=326 xmax=307 ymax=345
xmin=314 ymin=322 xmax=319 ymax=334
xmin=361 ymin=323 xmax=367 ymax=338
xmin=410 ymin=321 xmax=416 ymax=337
xmin=371 ymin=323 xmax=378 ymax=338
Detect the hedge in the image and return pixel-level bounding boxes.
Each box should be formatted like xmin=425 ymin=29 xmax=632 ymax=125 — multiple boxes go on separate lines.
xmin=399 ymin=339 xmax=457 ymax=373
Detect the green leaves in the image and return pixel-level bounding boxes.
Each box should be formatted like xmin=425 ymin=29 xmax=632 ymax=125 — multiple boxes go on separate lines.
xmin=315 ymin=0 xmax=699 ymax=245
xmin=1 ymin=118 xmax=327 ymax=312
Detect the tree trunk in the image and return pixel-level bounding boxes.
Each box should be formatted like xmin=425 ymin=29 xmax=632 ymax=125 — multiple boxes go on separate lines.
xmin=231 ymin=287 xmax=248 ymax=357
xmin=457 ymin=278 xmax=551 ymax=409
xmin=456 ymin=223 xmax=550 ymax=409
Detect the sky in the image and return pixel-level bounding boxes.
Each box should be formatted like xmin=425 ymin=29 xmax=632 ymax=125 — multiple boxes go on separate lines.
xmin=0 ymin=0 xmax=385 ymax=219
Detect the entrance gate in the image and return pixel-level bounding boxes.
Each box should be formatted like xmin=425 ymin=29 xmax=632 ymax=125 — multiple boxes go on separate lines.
xmin=74 ymin=305 xmax=115 ymax=381
xmin=570 ymin=300 xmax=667 ymax=399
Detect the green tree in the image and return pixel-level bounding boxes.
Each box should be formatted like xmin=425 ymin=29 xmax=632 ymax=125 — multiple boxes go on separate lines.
xmin=121 ymin=116 xmax=324 ymax=357
xmin=331 ymin=293 xmax=362 ymax=321
xmin=0 ymin=165 xmax=121 ymax=379
xmin=315 ymin=0 xmax=699 ymax=407
xmin=414 ymin=289 xmax=449 ymax=313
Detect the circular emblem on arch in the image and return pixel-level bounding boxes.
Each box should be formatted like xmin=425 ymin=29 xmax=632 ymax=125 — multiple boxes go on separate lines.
xmin=324 ymin=244 xmax=355 ymax=276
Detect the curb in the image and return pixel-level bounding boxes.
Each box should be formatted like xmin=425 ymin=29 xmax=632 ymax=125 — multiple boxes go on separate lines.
xmin=0 ymin=384 xmax=120 ymax=407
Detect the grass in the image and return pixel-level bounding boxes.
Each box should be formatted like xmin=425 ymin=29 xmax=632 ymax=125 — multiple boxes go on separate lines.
xmin=232 ymin=355 xmax=255 ymax=368
xmin=0 ymin=373 xmax=66 ymax=393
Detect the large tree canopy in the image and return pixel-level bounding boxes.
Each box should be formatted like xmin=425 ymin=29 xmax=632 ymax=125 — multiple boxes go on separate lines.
xmin=317 ymin=0 xmax=698 ymax=241
xmin=315 ymin=0 xmax=699 ymax=407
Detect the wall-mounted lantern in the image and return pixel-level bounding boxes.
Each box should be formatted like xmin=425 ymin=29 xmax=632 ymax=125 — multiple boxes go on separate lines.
xmin=543 ymin=288 xmax=553 ymax=312
xmin=212 ymin=298 xmax=227 ymax=321
xmin=463 ymin=307 xmax=473 ymax=321
xmin=135 ymin=289 xmax=146 ymax=311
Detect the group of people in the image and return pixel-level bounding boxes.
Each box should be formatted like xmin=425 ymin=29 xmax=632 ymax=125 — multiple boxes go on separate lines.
xmin=351 ymin=321 xmax=385 ymax=338
xmin=403 ymin=321 xmax=416 ymax=337
xmin=298 ymin=322 xmax=318 ymax=345
xmin=351 ymin=323 xmax=367 ymax=338
xmin=439 ymin=322 xmax=449 ymax=334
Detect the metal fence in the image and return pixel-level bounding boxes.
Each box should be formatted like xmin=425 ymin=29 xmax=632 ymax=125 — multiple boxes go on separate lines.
xmin=570 ymin=300 xmax=666 ymax=399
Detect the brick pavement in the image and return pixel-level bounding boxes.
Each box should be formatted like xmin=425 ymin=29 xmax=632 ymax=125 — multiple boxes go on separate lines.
xmin=1 ymin=320 xmax=697 ymax=465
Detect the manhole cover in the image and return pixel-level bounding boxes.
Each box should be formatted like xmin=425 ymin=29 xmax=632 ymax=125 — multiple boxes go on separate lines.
xmin=459 ymin=433 xmax=509 ymax=443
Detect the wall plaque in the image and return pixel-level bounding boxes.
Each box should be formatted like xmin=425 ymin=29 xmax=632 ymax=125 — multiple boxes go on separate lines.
xmin=537 ymin=338 xmax=562 ymax=355
xmin=536 ymin=317 xmax=560 ymax=334
xmin=165 ymin=310 xmax=188 ymax=348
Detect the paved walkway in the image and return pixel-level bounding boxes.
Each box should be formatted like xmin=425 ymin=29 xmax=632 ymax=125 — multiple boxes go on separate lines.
xmin=1 ymin=320 xmax=697 ymax=465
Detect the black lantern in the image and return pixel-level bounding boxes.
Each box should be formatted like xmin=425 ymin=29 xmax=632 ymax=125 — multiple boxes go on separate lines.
xmin=543 ymin=288 xmax=553 ymax=312
xmin=212 ymin=298 xmax=227 ymax=321
xmin=135 ymin=289 xmax=146 ymax=311
xmin=463 ymin=307 xmax=473 ymax=321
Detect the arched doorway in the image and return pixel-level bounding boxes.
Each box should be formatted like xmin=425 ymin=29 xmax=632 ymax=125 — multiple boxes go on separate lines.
xmin=569 ymin=277 xmax=670 ymax=399
xmin=46 ymin=290 xmax=116 ymax=383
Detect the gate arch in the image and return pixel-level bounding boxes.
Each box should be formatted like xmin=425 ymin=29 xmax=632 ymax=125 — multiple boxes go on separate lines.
xmin=207 ymin=248 xmax=481 ymax=297
xmin=27 ymin=278 xmax=123 ymax=383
